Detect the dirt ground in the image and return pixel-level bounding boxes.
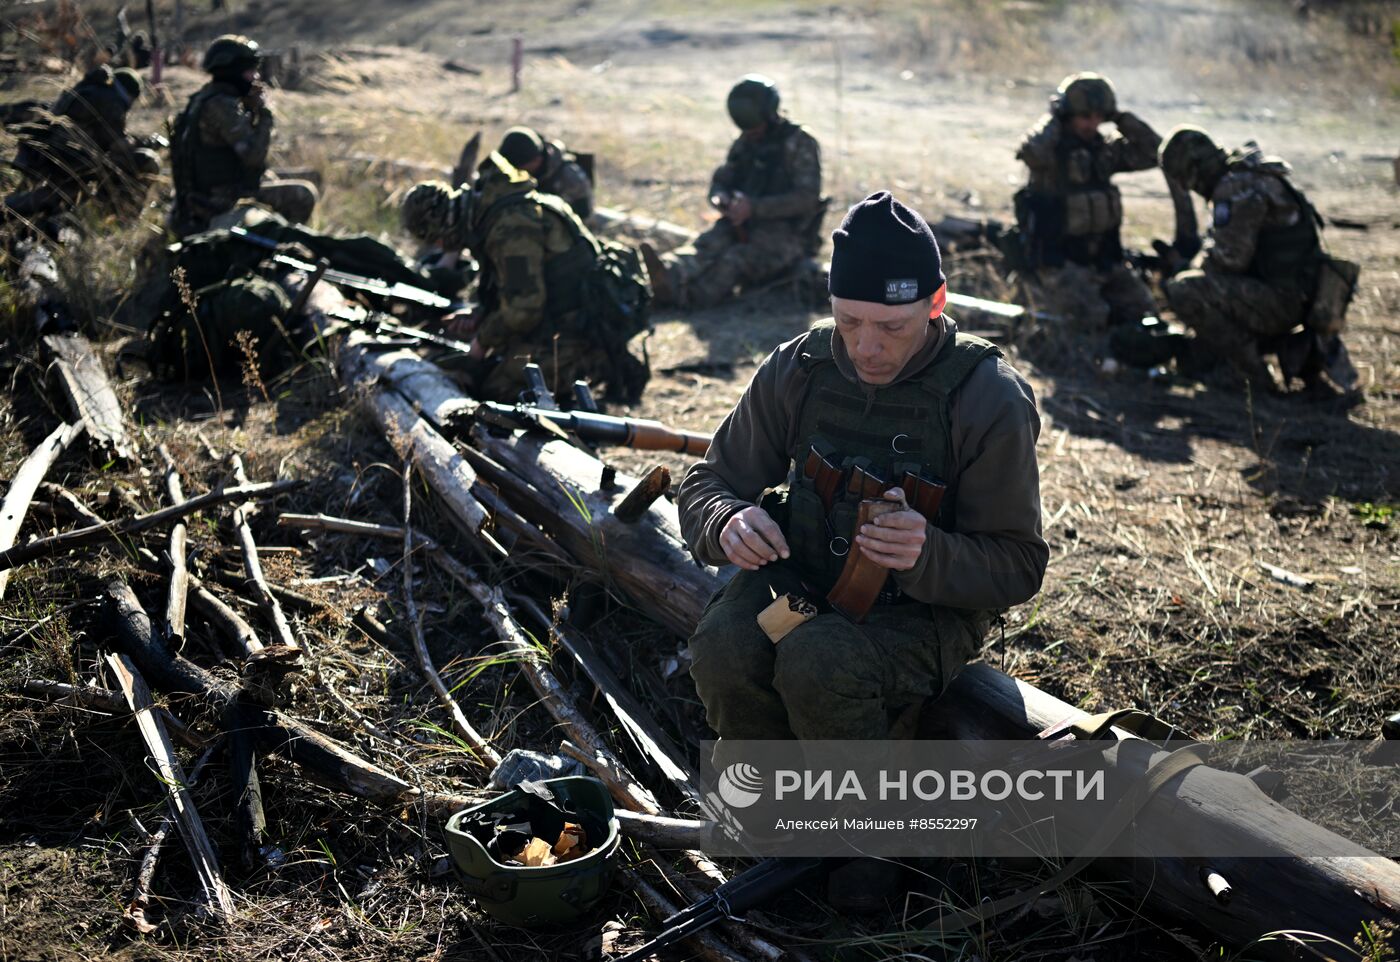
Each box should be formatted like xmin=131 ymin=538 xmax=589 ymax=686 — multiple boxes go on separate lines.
xmin=2 ymin=1 xmax=1400 ymax=960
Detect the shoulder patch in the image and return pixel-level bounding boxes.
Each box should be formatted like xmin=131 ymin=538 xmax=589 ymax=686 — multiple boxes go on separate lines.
xmin=1213 ymin=202 xmax=1231 ymax=227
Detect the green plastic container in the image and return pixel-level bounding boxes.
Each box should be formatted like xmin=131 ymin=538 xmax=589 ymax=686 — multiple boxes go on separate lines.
xmin=443 ymin=776 xmax=620 ymax=928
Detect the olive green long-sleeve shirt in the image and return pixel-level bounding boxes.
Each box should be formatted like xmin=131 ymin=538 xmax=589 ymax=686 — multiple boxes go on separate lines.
xmin=678 ymin=318 xmax=1048 ymax=611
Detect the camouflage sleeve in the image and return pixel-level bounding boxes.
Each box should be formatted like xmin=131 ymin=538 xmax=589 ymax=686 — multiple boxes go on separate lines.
xmin=750 ymin=127 xmax=822 ymax=221
xmin=1015 ymin=115 xmax=1060 ymax=175
xmin=475 ymin=207 xmax=549 ymax=349
xmin=1105 ymin=111 xmax=1161 ymax=173
xmin=707 ymin=138 xmax=744 ymax=197
xmin=1202 ymin=174 xmax=1267 ymax=274
xmin=198 ymin=94 xmax=273 ymax=171
xmin=556 ymin=161 xmax=594 ymax=219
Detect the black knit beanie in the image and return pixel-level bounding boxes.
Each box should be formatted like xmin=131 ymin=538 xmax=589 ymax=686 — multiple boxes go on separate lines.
xmin=828 ymin=191 xmax=944 ymax=304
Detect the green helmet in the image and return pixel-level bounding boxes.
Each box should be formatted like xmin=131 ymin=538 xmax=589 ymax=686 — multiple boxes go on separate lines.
xmin=444 ymin=776 xmax=621 ymax=928
xmin=498 ymin=127 xmax=544 ymax=168
xmin=401 ymin=179 xmax=473 ymax=245
xmin=1160 ymin=125 xmax=1228 ymax=196
xmin=1054 ymin=72 xmax=1117 ymax=118
xmin=202 ymin=35 xmax=261 ymax=74
xmin=726 ymin=74 xmax=780 ymax=130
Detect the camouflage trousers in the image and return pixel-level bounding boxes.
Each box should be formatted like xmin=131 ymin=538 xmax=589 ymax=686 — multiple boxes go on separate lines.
xmin=1021 ymin=261 xmax=1155 ymax=330
xmin=193 ymin=178 xmax=319 ymax=236
xmin=661 ymin=220 xmax=807 ymax=308
xmin=1164 ymin=269 xmax=1307 ymax=385
xmin=688 ymin=569 xmax=986 ymax=767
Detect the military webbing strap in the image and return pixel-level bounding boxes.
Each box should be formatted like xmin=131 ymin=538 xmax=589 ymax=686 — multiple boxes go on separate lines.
xmin=906 ymin=741 xmax=1207 ymax=938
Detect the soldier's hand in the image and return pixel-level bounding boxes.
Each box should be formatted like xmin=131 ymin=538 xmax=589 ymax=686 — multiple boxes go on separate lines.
xmin=725 ymin=192 xmax=753 ymax=226
xmin=855 ymin=488 xmax=927 ymax=571
xmin=719 ymin=505 xmax=790 ymax=571
xmin=244 ymin=81 xmax=268 ymax=111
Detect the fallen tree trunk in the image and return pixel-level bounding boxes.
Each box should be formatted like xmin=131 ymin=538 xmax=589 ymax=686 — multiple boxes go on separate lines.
xmin=42 ymin=332 xmax=138 ymax=464
xmin=0 ymin=420 xmax=84 ymax=599
xmin=922 ymin=665 xmax=1400 ymax=952
xmin=341 ymin=344 xmax=726 ymax=636
xmin=360 ymin=347 xmax=1400 ymax=953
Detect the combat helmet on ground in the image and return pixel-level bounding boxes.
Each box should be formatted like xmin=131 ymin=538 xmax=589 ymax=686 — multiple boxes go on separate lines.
xmin=444 ymin=776 xmax=620 ymax=928
xmin=726 ymin=74 xmax=780 ymax=130
xmin=1054 ymin=72 xmax=1117 ymax=118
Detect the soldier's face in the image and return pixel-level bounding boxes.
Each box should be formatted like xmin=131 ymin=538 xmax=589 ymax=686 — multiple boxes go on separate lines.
xmin=831 ymin=296 xmax=935 ymax=385
xmin=1069 ymin=113 xmax=1104 ymax=139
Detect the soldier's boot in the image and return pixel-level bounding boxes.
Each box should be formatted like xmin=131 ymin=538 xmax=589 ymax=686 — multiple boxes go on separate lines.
xmin=639 ymin=242 xmax=675 ymax=307
xmin=826 ymin=858 xmax=905 ymax=915
xmin=1231 ymin=341 xmax=1280 ymax=395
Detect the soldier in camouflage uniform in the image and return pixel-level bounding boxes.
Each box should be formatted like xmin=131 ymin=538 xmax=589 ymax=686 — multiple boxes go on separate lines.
xmin=643 ymin=75 xmax=823 ymax=309
xmin=679 ymin=193 xmax=1046 ymax=910
xmin=5 ymin=66 xmax=159 ymax=218
xmin=169 ymin=35 xmax=317 ymax=236
xmin=497 ymin=127 xmax=594 ymax=220
xmin=1160 ymin=126 xmax=1353 ymax=393
xmin=401 ymin=153 xmax=650 ymax=403
xmin=1011 ymin=73 xmax=1162 ymax=329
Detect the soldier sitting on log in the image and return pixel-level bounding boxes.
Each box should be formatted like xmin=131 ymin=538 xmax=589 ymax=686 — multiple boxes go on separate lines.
xmin=677 ymin=192 xmax=1048 ymax=912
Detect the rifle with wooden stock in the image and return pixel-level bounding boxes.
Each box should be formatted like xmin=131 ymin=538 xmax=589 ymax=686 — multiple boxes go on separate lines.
xmin=472 ymin=401 xmax=712 ymax=457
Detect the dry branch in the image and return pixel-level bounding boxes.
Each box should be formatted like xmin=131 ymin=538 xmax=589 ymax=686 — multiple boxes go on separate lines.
xmin=613 ymin=464 xmax=671 ymax=524
xmin=0 ymin=421 xmax=84 ymax=599
xmin=18 ymin=678 xmax=203 ymax=748
xmin=0 ymin=479 xmax=302 ymax=573
xmin=400 ymin=461 xmax=501 ymax=769
xmin=157 ymin=444 xmax=190 ymax=646
xmin=106 ymin=651 xmax=235 ymax=922
xmin=229 ymin=455 xmax=299 ymax=651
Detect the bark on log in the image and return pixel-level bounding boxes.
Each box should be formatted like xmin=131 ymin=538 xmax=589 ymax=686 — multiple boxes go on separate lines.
xmin=18 ymin=678 xmax=202 ymax=748
xmin=157 ymin=444 xmax=189 ymax=646
xmin=106 ymin=579 xmax=415 ymax=805
xmin=343 ymin=345 xmax=727 ymax=636
xmin=42 ymin=332 xmax=137 ymax=464
xmin=333 ymin=327 xmax=489 ymax=539
xmin=106 ymin=652 xmax=235 ymax=922
xmin=613 ymin=464 xmax=671 ymax=524
xmin=920 ymin=665 xmax=1400 ymax=952
xmin=0 ymin=479 xmax=302 ymax=573
xmin=125 ymin=742 xmax=219 ymax=934
xmin=591 ymin=205 xmax=696 ymax=249
xmin=0 ymin=421 xmax=84 ymax=599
